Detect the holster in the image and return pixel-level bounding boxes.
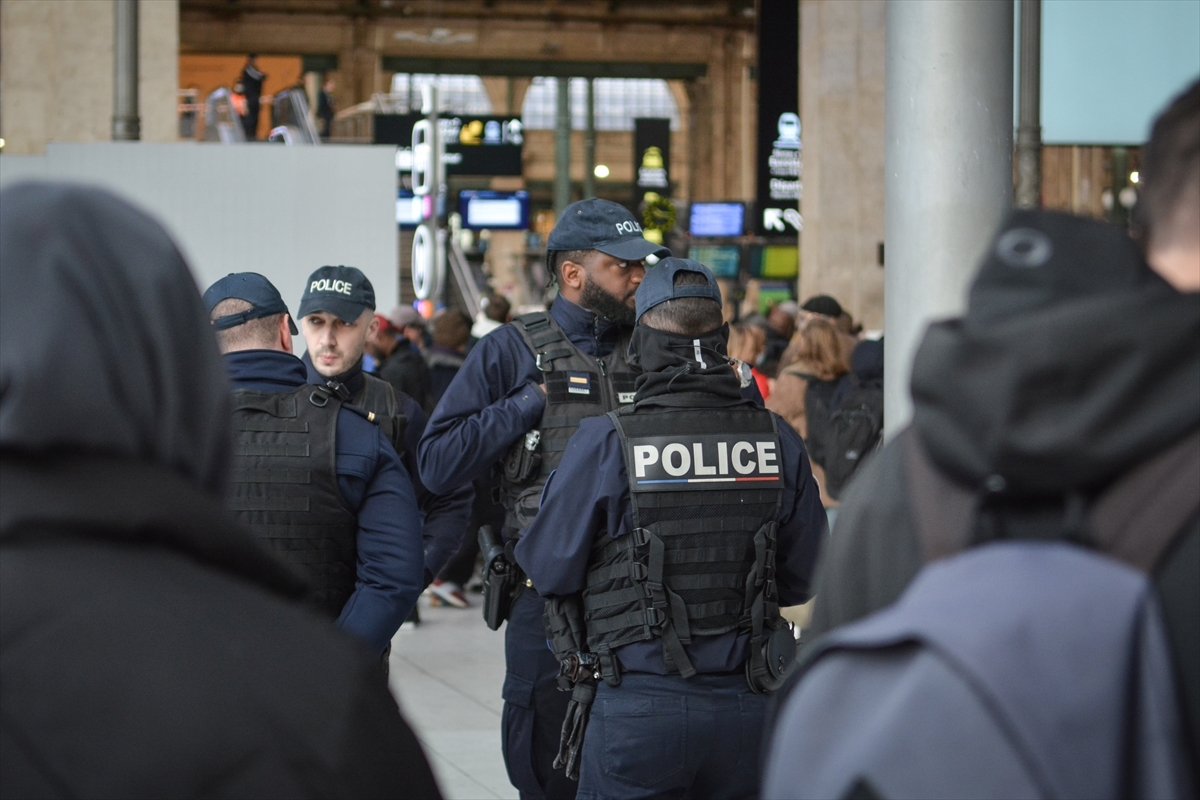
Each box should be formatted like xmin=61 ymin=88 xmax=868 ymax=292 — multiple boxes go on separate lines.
xmin=746 ymin=618 xmax=797 ymax=694
xmin=744 ymin=520 xmax=797 ymax=694
xmin=479 ymin=525 xmax=522 ymax=631
xmin=544 ymin=595 xmax=597 ymax=782
xmin=502 ymin=429 xmax=542 ymax=483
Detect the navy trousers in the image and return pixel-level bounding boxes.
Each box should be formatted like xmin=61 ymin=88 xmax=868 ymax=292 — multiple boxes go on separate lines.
xmin=577 ymin=672 xmax=768 ymax=800
xmin=502 ymin=589 xmax=577 ymax=800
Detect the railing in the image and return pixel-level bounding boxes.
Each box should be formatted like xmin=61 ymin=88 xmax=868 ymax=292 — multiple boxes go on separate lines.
xmin=448 ymin=236 xmax=485 ymax=318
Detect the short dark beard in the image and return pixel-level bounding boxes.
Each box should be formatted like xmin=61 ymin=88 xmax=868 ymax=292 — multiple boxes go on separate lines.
xmin=579 ymin=276 xmax=636 ymax=327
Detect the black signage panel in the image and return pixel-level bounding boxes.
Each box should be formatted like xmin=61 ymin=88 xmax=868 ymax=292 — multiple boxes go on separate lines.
xmin=755 ymin=2 xmax=801 ymax=236
xmin=633 ymin=117 xmax=672 ymax=204
xmin=376 ymin=113 xmax=524 ymax=177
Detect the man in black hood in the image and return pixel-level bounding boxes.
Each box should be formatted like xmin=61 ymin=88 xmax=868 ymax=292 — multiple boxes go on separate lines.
xmin=0 ymin=183 xmax=441 ymax=798
xmin=805 ymin=79 xmax=1200 ymax=779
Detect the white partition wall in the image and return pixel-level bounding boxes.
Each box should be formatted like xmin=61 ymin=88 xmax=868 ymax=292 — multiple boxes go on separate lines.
xmin=0 ymin=143 xmax=399 ymax=350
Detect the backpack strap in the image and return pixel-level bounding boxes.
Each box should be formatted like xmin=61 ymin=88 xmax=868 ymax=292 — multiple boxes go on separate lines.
xmin=903 ymin=424 xmax=1200 ymax=574
xmin=900 ymin=427 xmax=976 ymax=563
xmin=1086 ymin=428 xmax=1200 ymax=574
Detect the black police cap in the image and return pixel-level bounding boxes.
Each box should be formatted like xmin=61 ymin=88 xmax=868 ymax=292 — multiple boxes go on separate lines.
xmin=298 ymin=265 xmax=376 ymax=324
xmin=547 ymin=198 xmax=672 ymax=262
xmin=203 ymin=272 xmax=298 ymax=335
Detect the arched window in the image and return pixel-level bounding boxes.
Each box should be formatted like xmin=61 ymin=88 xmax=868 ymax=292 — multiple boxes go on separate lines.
xmin=522 ymin=77 xmax=680 ymax=131
xmin=389 ymin=73 xmax=493 ymax=115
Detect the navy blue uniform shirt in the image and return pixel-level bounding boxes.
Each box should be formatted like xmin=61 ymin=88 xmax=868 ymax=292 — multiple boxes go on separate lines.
xmin=224 ymin=349 xmax=425 ymax=653
xmin=515 ymin=411 xmax=826 ymax=674
xmin=303 ymin=356 xmax=474 ymax=582
xmin=418 ymin=296 xmax=763 ymax=498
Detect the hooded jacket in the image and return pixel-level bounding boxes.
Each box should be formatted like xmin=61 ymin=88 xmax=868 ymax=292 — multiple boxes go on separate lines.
xmin=807 ymin=209 xmax=1200 ymax=777
xmin=0 ymin=183 xmax=440 ymax=799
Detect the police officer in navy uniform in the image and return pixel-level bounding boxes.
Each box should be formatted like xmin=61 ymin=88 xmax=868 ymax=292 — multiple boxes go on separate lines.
xmin=204 ymin=273 xmax=425 ymax=656
xmin=297 ymin=265 xmax=473 ymax=587
xmin=418 ymin=198 xmax=671 ymax=799
xmin=514 ymin=259 xmax=826 ymax=799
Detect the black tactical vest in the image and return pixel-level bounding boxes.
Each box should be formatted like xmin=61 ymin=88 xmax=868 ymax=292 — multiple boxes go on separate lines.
xmin=583 ymin=401 xmax=784 ymax=677
xmin=229 ymin=385 xmax=358 ymax=618
xmin=501 ymin=311 xmax=638 ymax=532
xmin=354 ymin=373 xmax=408 ymax=456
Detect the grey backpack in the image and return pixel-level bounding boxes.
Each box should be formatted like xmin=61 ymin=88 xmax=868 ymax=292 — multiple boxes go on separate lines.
xmin=763 ymin=431 xmax=1198 ymax=800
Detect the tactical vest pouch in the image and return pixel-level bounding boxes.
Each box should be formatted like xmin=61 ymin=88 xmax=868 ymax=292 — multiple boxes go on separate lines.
xmin=479 ymin=525 xmax=521 ymax=630
xmin=502 ymin=429 xmax=542 ymax=483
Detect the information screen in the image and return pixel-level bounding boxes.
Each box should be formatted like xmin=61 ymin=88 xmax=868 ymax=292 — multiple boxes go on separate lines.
xmin=396 ymin=191 xmax=423 ymax=228
xmin=459 ymin=190 xmax=530 ymax=230
xmin=688 ymin=245 xmax=741 ymax=278
xmin=689 ymin=202 xmax=745 ymax=237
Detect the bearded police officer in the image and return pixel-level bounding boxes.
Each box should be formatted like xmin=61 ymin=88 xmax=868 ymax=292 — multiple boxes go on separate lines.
xmin=298 ymin=265 xmax=473 ymax=586
xmin=417 ymin=198 xmax=671 ymax=799
xmin=514 ymin=259 xmax=826 ymax=799
xmin=203 ymin=273 xmax=424 ymax=656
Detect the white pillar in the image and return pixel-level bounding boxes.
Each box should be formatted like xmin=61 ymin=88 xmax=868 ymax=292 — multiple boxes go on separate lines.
xmin=884 ymin=0 xmax=1014 ymax=436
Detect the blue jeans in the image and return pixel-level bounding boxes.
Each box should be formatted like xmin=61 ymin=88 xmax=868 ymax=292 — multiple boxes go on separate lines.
xmin=577 ymin=672 xmax=768 ymax=800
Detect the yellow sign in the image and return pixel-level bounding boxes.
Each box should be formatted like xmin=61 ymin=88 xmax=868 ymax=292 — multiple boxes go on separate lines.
xmin=641 ymin=146 xmax=665 ymax=169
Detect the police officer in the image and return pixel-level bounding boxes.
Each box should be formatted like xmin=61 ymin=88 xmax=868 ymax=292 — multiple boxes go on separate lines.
xmin=297 ymin=265 xmax=473 ymax=585
xmin=204 ymin=273 xmax=425 ymax=656
xmin=514 ymin=259 xmax=826 ymax=799
xmin=418 ymin=198 xmax=671 ymax=799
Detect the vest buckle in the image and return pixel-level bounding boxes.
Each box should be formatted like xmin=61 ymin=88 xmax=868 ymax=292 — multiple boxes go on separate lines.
xmin=629 ymin=561 xmax=647 ymax=581
xmin=536 ymin=352 xmax=552 ymax=372
xmin=632 ymin=527 xmax=651 ymax=546
xmin=644 ymin=607 xmax=667 ymax=628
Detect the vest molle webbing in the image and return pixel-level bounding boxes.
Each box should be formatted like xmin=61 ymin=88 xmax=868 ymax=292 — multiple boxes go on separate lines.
xmin=584 ymin=404 xmax=784 ymax=677
xmin=502 ymin=311 xmax=638 ymax=532
xmin=229 ymin=385 xmax=358 ymax=618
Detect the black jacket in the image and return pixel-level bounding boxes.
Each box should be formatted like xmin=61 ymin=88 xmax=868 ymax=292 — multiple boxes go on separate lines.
xmin=1 ymin=457 xmax=441 ymax=799
xmin=379 ymin=341 xmax=433 ymax=413
xmin=0 ymin=182 xmax=441 ymax=798
xmin=808 ymin=210 xmax=1200 ymax=778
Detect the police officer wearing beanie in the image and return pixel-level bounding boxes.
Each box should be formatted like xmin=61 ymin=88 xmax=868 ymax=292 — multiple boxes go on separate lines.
xmin=418 ymin=198 xmax=671 ymax=799
xmin=298 ymin=265 xmax=473 ymax=588
xmin=204 ymin=273 xmax=425 ymax=656
xmin=514 ymin=259 xmax=826 ymax=799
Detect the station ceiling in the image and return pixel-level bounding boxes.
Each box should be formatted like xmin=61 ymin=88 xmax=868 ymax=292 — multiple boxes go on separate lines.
xmin=180 ymin=0 xmax=757 ymax=30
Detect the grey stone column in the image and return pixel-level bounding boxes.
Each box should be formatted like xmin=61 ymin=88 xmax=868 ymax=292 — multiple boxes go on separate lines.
xmin=112 ymin=0 xmax=140 ymax=140
xmin=583 ymin=78 xmax=597 ymax=199
xmin=884 ymin=0 xmax=1014 ymax=435
xmin=554 ymin=77 xmax=572 ymax=216
xmin=1015 ymin=0 xmax=1042 ymax=209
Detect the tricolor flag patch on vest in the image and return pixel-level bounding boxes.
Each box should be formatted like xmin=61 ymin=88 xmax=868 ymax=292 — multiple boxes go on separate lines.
xmin=567 ymin=372 xmax=592 ymax=395
xmin=624 ymin=433 xmax=783 ymax=492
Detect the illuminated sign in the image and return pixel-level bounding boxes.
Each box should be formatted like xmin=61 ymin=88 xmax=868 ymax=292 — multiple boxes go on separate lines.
xmin=377 ymin=113 xmax=523 ymax=176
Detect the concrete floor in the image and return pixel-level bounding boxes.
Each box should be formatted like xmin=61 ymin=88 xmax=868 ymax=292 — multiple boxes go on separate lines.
xmin=389 ymin=595 xmax=519 ymax=800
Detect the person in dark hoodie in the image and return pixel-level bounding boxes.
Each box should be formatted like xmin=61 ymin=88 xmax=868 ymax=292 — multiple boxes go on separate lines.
xmin=514 ymin=259 xmax=825 ymax=798
xmin=804 ymin=79 xmax=1200 ymax=780
xmin=297 ymin=266 xmax=473 ymax=589
xmin=205 ymin=272 xmax=425 ymax=656
xmin=0 ymin=183 xmax=441 ymax=798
